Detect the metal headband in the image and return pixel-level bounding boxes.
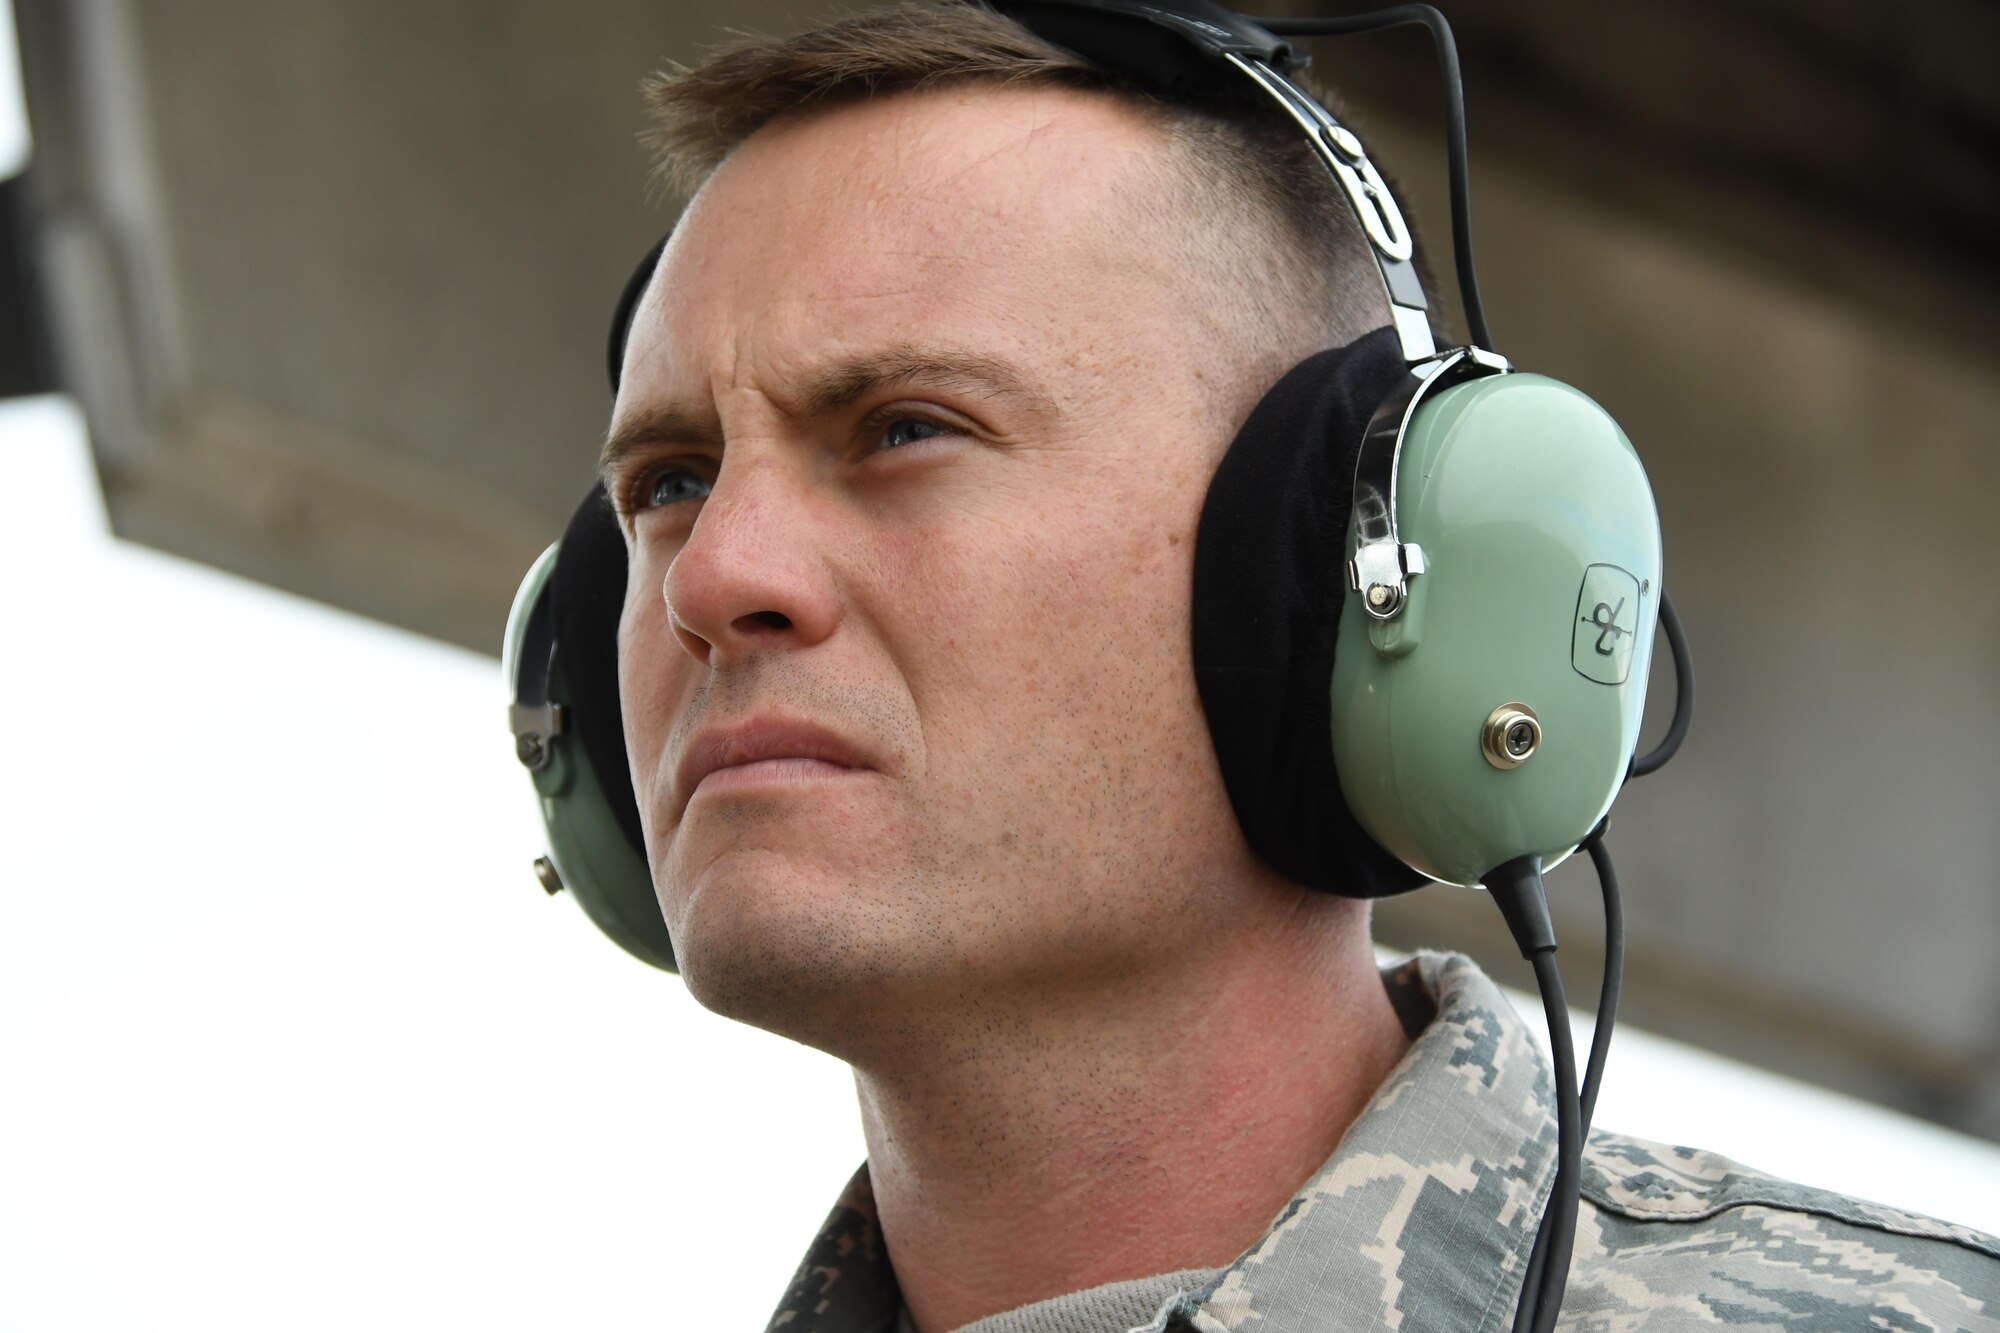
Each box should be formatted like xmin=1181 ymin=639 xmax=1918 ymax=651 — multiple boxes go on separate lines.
xmin=1219 ymin=54 xmax=1435 ymax=363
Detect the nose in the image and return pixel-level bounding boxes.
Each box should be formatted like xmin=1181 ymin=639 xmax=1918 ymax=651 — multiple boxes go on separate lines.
xmin=661 ymin=458 xmax=839 ymax=668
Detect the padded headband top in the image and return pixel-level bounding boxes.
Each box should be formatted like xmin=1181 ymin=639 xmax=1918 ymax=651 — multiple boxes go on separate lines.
xmin=989 ymin=0 xmax=1304 ymax=95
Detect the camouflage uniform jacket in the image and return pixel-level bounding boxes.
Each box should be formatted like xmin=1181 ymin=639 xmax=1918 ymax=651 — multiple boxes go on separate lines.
xmin=765 ymin=952 xmax=2000 ymax=1331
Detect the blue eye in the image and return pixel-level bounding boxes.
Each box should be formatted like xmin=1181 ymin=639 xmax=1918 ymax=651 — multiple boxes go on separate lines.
xmin=645 ymin=469 xmax=712 ymax=509
xmin=880 ymin=418 xmax=949 ymax=450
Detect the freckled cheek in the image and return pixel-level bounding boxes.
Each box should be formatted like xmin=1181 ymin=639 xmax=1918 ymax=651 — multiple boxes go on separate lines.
xmin=1041 ymin=493 xmax=1200 ymax=626
xmin=864 ymin=504 xmax=1194 ymax=710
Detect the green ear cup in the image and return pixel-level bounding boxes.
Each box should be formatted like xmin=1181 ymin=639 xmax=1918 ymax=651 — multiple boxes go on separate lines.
xmin=1329 ymin=372 xmax=1661 ymax=887
xmin=505 ymin=544 xmax=678 ymax=972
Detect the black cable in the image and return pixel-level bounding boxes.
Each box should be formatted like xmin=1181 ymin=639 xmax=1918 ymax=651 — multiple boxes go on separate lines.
xmin=1255 ymin=6 xmax=1493 ymax=351
xmin=1508 ymin=831 xmax=1623 ymax=1332
xmin=1580 ymin=831 xmax=1623 ymax=1136
xmin=1482 ymin=856 xmax=1581 ymax=1333
xmin=1629 ymin=590 xmax=1694 ymax=778
xmin=1514 ymin=1208 xmax=1553 ymax=1333
xmin=1525 ymin=949 xmax=1582 ymax=1333
xmin=1504 ymin=824 xmax=1624 ymax=1320
xmin=1498 ymin=947 xmax=1582 ymax=1333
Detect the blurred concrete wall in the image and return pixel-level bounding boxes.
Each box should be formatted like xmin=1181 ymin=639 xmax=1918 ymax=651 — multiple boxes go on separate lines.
xmin=14 ymin=0 xmax=2000 ymax=1136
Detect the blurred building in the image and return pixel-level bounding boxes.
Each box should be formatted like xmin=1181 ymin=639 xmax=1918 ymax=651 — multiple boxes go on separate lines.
xmin=9 ymin=0 xmax=1999 ymax=1139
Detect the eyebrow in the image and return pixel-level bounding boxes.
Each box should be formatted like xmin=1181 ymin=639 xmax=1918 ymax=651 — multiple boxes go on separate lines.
xmin=597 ymin=343 xmax=1055 ymax=482
xmin=598 ymin=402 xmax=723 ymax=484
xmin=796 ymin=345 xmax=1054 ymax=419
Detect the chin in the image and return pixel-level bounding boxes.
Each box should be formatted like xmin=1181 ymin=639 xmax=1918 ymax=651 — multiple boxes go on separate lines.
xmin=662 ymin=846 xmax=933 ymax=1049
xmin=664 ymin=847 xmax=1105 ymax=1062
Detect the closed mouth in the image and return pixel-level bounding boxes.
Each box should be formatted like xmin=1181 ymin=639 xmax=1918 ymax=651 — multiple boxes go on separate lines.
xmin=673 ymin=718 xmax=869 ymax=811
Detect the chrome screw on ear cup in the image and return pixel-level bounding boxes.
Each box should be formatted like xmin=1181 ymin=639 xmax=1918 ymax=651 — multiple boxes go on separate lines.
xmin=1482 ymin=703 xmax=1542 ymax=770
xmin=510 ymin=701 xmax=566 ymax=772
xmin=532 ymin=855 xmax=565 ymax=896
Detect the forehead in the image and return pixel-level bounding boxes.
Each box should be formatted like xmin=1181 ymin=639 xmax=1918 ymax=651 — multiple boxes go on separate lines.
xmin=618 ymin=85 xmax=1183 ymax=408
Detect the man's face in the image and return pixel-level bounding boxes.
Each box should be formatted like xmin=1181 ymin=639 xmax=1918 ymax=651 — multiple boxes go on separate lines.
xmin=609 ymin=87 xmax=1290 ymax=1047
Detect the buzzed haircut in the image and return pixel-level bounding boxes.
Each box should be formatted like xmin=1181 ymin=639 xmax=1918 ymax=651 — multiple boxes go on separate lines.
xmin=639 ymin=1 xmax=1406 ymax=349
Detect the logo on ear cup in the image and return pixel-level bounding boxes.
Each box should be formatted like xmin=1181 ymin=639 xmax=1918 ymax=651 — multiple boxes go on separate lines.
xmin=1572 ymin=564 xmax=1642 ymax=685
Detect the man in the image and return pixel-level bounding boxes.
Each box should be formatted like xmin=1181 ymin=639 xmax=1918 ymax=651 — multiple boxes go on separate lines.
xmin=598 ymin=4 xmax=2000 ymax=1329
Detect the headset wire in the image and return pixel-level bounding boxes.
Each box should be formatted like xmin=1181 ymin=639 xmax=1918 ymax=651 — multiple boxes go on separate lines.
xmin=1580 ymin=828 xmax=1623 ymax=1134
xmin=1256 ymin=6 xmax=1493 ymax=351
xmin=1481 ymin=856 xmax=1582 ymax=1333
xmin=1528 ymin=947 xmax=1583 ymax=1333
xmin=1629 ymin=591 xmax=1694 ymax=778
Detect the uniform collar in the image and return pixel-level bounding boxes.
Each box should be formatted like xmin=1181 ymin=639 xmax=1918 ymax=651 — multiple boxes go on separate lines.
xmin=763 ymin=953 xmax=1557 ymax=1333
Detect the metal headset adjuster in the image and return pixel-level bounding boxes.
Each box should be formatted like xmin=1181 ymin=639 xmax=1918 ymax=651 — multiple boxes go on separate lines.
xmin=1347 ymin=344 xmax=1511 ymax=619
xmin=506 ymin=555 xmax=570 ymax=772
xmin=511 ymin=701 xmax=568 ymax=772
xmin=1220 ymin=52 xmax=1433 ymax=364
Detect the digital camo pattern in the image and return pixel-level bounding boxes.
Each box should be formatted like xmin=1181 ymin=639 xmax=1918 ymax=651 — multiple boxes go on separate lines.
xmin=1562 ymin=1135 xmax=2000 ymax=1331
xmin=763 ymin=954 xmax=2000 ymax=1332
xmin=768 ymin=1166 xmax=899 ymax=1331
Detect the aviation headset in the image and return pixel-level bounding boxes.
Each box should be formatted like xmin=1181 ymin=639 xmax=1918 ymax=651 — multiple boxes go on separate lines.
xmin=503 ymin=3 xmax=1696 ymax=1327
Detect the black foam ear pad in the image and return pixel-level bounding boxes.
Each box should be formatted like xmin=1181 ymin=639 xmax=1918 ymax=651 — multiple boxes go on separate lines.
xmin=1192 ymin=326 xmax=1426 ymax=898
xmin=553 ymin=483 xmax=648 ymax=861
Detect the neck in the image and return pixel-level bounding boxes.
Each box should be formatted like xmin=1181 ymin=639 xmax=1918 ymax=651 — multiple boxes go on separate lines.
xmin=855 ymin=890 xmax=1410 ymax=1333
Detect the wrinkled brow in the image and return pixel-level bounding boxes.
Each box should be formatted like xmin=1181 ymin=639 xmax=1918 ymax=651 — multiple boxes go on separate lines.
xmin=597 ymin=343 xmax=1055 ymax=482
xmin=598 ymin=402 xmax=723 ymax=484
xmin=794 ymin=345 xmax=1054 ymax=418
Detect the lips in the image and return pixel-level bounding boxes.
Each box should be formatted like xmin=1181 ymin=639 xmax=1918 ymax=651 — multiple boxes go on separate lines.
xmin=672 ymin=718 xmax=869 ymax=812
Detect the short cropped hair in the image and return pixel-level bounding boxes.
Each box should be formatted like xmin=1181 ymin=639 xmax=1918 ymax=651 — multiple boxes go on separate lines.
xmin=640 ymin=2 xmax=1401 ymax=348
